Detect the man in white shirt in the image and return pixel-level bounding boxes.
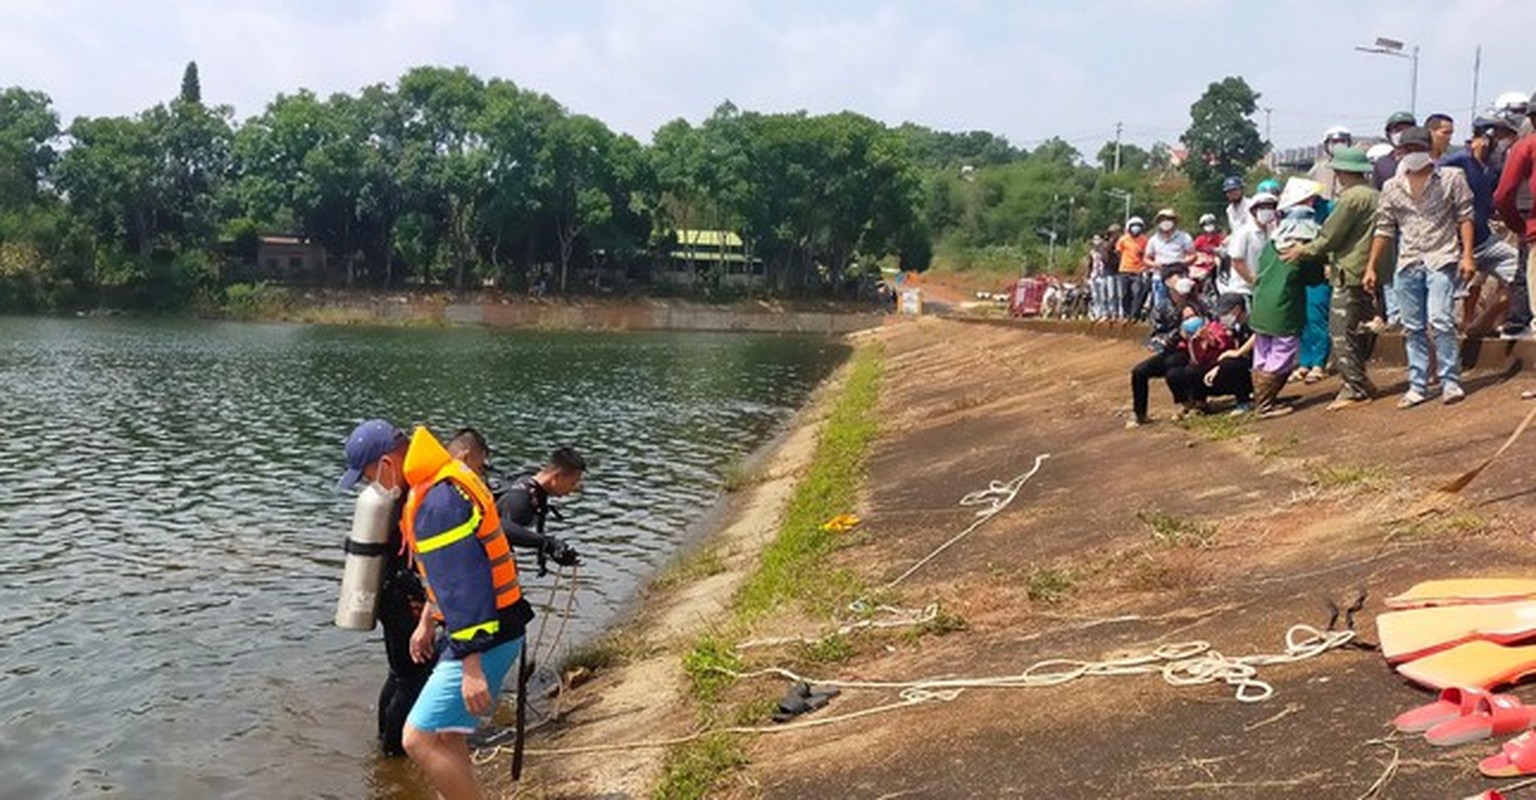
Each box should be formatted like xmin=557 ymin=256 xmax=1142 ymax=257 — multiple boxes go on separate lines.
xmin=1223 ymin=192 xmax=1280 ymax=301
xmin=1223 ymin=176 xmax=1250 ymax=234
xmin=1143 ymin=208 xmax=1195 ymax=312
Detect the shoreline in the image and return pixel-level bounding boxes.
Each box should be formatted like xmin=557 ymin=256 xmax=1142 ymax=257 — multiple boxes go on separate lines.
xmin=227 ymin=289 xmax=889 ymax=334
xmin=477 ymin=340 xmax=866 ymax=795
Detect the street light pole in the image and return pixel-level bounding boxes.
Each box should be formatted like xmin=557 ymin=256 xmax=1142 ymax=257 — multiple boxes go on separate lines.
xmin=1355 ymin=36 xmax=1419 ymax=116
xmin=1107 ymin=188 xmax=1132 ymax=224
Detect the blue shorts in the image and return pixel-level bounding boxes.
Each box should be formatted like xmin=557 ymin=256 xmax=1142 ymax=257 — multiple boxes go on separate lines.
xmin=405 ymin=636 xmax=523 ymax=734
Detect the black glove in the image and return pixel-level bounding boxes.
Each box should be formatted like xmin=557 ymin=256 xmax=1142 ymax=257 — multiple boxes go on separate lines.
xmin=542 ymin=537 xmax=582 ymax=568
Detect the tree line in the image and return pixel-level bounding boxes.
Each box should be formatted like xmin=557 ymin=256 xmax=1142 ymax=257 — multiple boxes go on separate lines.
xmin=0 ymin=63 xmax=1266 ymax=311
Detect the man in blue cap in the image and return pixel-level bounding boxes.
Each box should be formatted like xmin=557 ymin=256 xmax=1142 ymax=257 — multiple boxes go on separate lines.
xmin=337 ymin=419 xmax=430 ymax=757
xmin=1223 ymin=176 xmax=1249 ymax=234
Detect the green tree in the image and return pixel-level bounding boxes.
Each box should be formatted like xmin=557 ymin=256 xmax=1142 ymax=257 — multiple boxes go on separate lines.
xmin=1180 ymin=77 xmax=1265 ymax=204
xmin=180 ymin=61 xmax=201 ymax=105
xmin=0 ymin=87 xmax=59 ymax=208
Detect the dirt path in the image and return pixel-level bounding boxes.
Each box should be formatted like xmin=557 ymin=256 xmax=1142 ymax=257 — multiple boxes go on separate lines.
xmin=736 ymin=318 xmax=1536 ymax=800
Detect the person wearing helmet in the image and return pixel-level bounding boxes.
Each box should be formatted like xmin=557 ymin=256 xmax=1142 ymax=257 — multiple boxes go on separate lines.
xmin=1496 ymin=93 xmax=1536 ymax=334
xmin=1143 ymin=208 xmax=1195 ymax=311
xmin=1374 ymin=111 xmax=1418 ymax=189
xmin=1443 ymin=115 xmax=1528 ymax=339
xmin=1367 ymin=126 xmax=1477 ymax=408
xmin=1116 ymin=217 xmax=1149 ymax=320
xmin=1495 ymin=91 xmax=1533 ymax=137
xmin=1223 ymin=176 xmax=1249 ymax=234
xmin=1225 ymin=192 xmax=1279 ymax=302
xmin=1191 ymin=213 xmax=1225 ymax=294
xmin=1309 ymin=126 xmax=1353 ymax=200
xmin=1281 ymin=147 xmax=1381 ymax=410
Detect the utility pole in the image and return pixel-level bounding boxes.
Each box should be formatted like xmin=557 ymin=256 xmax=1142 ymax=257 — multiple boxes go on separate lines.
xmin=1114 ymin=121 xmax=1123 ymax=173
xmin=1471 ymin=44 xmax=1482 ymax=123
xmin=1263 ymin=107 xmax=1273 ymax=169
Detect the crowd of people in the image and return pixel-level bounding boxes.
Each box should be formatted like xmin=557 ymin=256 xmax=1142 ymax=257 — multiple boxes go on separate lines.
xmin=1066 ymin=91 xmax=1536 ymax=426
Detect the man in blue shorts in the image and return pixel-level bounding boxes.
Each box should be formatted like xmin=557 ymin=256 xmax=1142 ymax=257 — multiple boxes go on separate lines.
xmin=399 ymin=427 xmax=534 ymax=799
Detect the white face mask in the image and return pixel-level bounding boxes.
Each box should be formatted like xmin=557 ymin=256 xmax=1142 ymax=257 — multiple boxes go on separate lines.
xmin=1255 ymin=208 xmax=1277 ymax=225
xmin=1389 ymin=131 xmax=1403 ymax=147
xmin=1159 ymin=220 xmax=1175 ymax=233
xmin=1129 ymin=225 xmax=1143 ymax=235
xmin=1401 ymin=152 xmax=1434 ymax=173
xmin=1220 ymin=314 xmax=1238 ymax=328
xmin=1202 ymin=224 xmax=1216 ymax=233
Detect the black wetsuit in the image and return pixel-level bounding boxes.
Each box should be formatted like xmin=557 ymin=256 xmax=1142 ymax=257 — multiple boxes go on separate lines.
xmin=375 ymin=496 xmax=431 ymax=757
xmin=496 ymin=473 xmax=555 ymax=550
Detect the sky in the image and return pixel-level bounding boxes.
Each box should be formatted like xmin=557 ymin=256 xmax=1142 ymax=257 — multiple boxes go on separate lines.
xmin=3 ymin=0 xmax=1534 ymax=161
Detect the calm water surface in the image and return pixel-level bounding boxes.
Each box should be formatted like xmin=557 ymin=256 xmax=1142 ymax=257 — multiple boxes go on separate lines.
xmin=0 ymin=317 xmax=847 ymax=799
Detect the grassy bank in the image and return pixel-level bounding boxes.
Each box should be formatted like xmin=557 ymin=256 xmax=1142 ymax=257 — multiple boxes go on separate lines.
xmin=655 ymin=344 xmax=884 ymax=799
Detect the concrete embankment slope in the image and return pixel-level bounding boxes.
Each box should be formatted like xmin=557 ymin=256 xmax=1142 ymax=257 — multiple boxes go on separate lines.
xmin=743 ymin=318 xmax=1536 ymax=799
xmin=500 ymin=316 xmax=1536 ymax=798
xmin=263 ymin=292 xmax=885 ymax=334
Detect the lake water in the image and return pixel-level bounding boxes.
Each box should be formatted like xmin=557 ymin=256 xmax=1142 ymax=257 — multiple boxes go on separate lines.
xmin=0 ymin=317 xmax=847 ymax=799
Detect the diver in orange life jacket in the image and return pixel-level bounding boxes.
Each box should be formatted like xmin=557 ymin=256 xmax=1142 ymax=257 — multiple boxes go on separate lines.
xmin=336 ymin=419 xmax=431 ymax=758
xmin=399 ymin=426 xmax=534 ymax=800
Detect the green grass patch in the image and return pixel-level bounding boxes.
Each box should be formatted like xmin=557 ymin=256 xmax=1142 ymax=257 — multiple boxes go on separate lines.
xmin=1313 ymin=464 xmax=1390 ymax=490
xmin=721 ymin=458 xmax=763 ymax=493
xmin=682 ymin=634 xmax=743 ymax=703
xmin=652 ymin=548 xmax=728 ymax=590
xmin=1024 ymin=566 xmax=1076 ymax=603
xmin=797 ymin=633 xmax=854 ymax=665
xmin=1137 ymin=510 xmax=1218 ymax=549
xmin=560 ymin=635 xmax=631 ymax=674
xmin=1177 ymin=412 xmax=1252 ymax=442
xmin=734 ymin=345 xmax=882 ymax=621
xmin=653 ymin=732 xmax=748 ymax=800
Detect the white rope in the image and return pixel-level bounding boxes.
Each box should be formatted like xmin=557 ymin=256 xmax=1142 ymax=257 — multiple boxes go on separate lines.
xmin=880 ymin=454 xmax=1050 ymax=591
xmin=736 ymin=604 xmax=939 ymax=650
xmin=478 ymin=624 xmax=1357 ymax=762
xmin=726 ymin=624 xmax=1355 ymax=705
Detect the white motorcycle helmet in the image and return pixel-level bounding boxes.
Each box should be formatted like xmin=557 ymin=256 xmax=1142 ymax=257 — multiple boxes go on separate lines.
xmin=1495 ymin=91 xmax=1530 ymax=117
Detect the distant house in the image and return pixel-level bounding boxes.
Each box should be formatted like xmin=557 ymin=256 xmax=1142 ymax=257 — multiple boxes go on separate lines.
xmin=658 ymin=229 xmax=763 ymax=288
xmin=254 ymin=235 xmax=327 ymax=282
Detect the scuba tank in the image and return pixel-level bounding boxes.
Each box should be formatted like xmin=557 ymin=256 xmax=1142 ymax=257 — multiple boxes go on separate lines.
xmin=334 ymin=482 xmax=399 ymax=630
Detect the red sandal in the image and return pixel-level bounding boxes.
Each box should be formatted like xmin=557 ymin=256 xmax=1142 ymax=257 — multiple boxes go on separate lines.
xmin=1394 ymin=686 xmax=1489 ymax=733
xmin=1426 ymin=695 xmax=1535 ymax=746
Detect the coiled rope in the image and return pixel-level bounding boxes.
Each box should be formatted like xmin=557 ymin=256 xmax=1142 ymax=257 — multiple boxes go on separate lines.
xmin=477 ymin=624 xmax=1356 ymax=761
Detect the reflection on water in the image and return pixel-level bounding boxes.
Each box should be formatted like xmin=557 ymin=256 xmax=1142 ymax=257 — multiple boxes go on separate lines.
xmin=0 ymin=318 xmax=846 ymax=799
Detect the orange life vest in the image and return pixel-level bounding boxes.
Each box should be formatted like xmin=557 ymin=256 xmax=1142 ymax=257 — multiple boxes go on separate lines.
xmin=400 ymin=427 xmax=522 ymax=641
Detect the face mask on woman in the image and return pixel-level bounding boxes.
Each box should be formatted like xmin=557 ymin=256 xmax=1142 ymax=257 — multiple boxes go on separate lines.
xmin=1129 ymin=225 xmax=1144 ymax=235
xmin=1202 ymin=223 xmax=1216 ymax=234
xmin=1158 ymin=220 xmax=1175 ymax=233
xmin=1255 ymin=208 xmax=1277 ymax=225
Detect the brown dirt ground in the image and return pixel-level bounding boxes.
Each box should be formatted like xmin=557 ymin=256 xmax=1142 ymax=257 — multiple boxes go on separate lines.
xmin=733 ymin=317 xmax=1536 ymax=800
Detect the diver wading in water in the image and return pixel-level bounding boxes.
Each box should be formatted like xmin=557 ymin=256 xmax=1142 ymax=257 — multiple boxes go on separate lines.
xmin=336 ymin=419 xmax=432 ymax=757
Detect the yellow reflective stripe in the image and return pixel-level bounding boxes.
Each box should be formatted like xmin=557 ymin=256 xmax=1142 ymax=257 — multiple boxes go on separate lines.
xmin=415 ymin=504 xmax=483 ymax=554
xmin=450 ymin=620 xmax=500 ymax=641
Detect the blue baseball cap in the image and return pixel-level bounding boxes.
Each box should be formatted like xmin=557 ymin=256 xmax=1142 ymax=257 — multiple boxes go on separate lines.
xmin=1222 ymin=176 xmax=1243 ymax=193
xmin=338 ymin=419 xmax=408 ymax=492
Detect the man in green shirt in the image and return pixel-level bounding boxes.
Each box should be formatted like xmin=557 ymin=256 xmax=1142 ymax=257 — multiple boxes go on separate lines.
xmin=1281 ymin=147 xmax=1381 ymax=411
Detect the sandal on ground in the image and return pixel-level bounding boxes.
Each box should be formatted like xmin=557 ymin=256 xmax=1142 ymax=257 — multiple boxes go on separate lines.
xmin=1425 ymin=694 xmax=1536 ymax=746
xmin=1481 ymin=731 xmax=1536 ymax=777
xmin=1396 ymin=687 xmax=1490 ymax=733
xmin=1303 ymin=367 xmax=1325 ymax=384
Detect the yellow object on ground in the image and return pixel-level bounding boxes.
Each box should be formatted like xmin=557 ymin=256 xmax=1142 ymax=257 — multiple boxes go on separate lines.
xmin=820 ymin=514 xmax=861 ymax=533
xmin=1378 ymin=601 xmax=1536 ymax=663
xmin=1397 ymin=640 xmax=1536 ymax=691
xmin=1386 ymin=579 xmax=1536 ymax=610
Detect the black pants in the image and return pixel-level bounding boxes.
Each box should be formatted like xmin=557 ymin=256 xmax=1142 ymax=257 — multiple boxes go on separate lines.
xmin=1119 ymin=273 xmax=1145 ymax=320
xmin=377 ymin=572 xmax=434 ymax=756
xmin=1515 ymin=241 xmax=1534 ymax=328
xmin=1167 ymin=358 xmax=1253 ymax=406
xmin=1131 ymin=350 xmax=1189 ymax=419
